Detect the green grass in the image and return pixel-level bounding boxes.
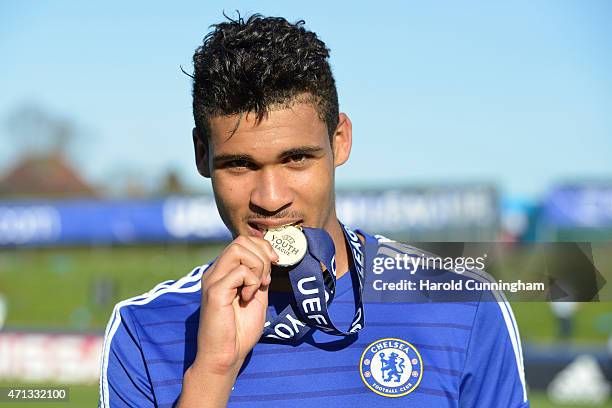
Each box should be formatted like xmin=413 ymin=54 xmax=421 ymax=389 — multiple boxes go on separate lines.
xmin=0 ymin=244 xmax=225 ymax=330
xmin=512 ymin=301 xmax=612 ymax=344
xmin=529 ymin=392 xmax=612 ymax=407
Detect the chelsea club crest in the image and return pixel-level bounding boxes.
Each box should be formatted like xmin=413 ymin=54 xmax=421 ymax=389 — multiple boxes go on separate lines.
xmin=359 ymin=338 xmax=423 ymax=397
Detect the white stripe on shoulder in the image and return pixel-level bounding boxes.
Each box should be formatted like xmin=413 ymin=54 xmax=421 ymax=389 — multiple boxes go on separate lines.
xmin=99 ymin=263 xmax=209 ymax=408
xmin=459 ymin=268 xmax=527 ymax=403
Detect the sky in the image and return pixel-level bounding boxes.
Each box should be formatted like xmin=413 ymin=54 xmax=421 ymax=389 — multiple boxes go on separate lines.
xmin=1 ymin=0 xmax=611 ymax=200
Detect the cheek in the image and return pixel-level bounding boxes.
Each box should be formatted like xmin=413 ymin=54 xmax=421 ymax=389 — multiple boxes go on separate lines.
xmin=212 ymin=176 xmax=249 ymax=213
xmin=295 ymin=163 xmax=334 ymax=208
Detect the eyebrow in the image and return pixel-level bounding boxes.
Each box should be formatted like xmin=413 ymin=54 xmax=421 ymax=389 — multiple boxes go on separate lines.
xmin=278 ymin=146 xmax=325 ymax=159
xmin=212 ymin=153 xmax=252 ymax=168
xmin=213 ymin=146 xmax=325 ymax=167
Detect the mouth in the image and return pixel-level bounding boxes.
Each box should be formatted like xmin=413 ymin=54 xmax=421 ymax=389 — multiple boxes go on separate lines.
xmin=247 ymin=219 xmax=303 ymax=238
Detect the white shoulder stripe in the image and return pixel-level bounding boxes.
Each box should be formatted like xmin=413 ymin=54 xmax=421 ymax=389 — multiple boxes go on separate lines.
xmin=460 ymin=268 xmax=527 ymax=403
xmin=99 ymin=264 xmax=209 ymax=408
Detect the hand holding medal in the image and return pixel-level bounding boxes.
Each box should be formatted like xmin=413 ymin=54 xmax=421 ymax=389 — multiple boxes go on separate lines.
xmin=187 ymin=222 xmax=365 ymax=407
xmin=193 ymin=235 xmax=278 ymax=380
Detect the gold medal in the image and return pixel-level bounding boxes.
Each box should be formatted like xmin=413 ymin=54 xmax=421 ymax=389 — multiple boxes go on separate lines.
xmin=263 ymin=224 xmax=308 ymax=267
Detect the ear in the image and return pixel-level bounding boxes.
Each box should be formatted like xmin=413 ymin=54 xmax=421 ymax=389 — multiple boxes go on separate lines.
xmin=332 ymin=113 xmax=352 ymax=167
xmin=192 ymin=128 xmax=210 ymax=178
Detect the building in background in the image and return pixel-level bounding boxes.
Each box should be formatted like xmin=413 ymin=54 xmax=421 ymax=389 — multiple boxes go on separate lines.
xmin=0 ymin=151 xmax=97 ymax=199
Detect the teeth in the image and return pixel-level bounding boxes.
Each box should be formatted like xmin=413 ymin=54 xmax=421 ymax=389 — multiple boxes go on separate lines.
xmin=250 ymin=222 xmax=300 ymax=233
xmin=250 ymin=223 xmax=264 ymax=232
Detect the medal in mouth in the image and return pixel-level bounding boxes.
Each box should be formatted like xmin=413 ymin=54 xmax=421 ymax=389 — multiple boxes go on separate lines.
xmin=263 ymin=224 xmax=308 ymax=267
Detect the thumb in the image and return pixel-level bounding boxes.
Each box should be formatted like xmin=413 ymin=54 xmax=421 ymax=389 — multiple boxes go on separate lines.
xmin=253 ymin=282 xmax=270 ymax=310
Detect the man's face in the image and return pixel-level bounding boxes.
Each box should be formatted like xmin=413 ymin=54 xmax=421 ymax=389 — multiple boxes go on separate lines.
xmin=194 ymin=101 xmax=351 ymax=238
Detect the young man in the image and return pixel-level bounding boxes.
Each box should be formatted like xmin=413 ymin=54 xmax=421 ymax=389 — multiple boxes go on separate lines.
xmin=99 ymin=14 xmax=529 ymax=407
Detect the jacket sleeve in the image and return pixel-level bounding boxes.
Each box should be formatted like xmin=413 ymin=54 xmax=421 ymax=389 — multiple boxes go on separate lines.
xmin=99 ymin=304 xmax=156 ymax=408
xmin=459 ymin=291 xmax=529 ymax=407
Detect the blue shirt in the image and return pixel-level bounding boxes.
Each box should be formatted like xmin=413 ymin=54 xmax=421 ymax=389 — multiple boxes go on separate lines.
xmin=99 ymin=230 xmax=529 ymax=407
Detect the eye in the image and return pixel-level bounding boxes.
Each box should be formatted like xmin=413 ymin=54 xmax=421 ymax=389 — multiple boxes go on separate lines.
xmin=227 ymin=160 xmax=249 ymax=168
xmin=285 ymin=154 xmax=310 ymax=165
xmin=223 ymin=159 xmax=256 ymax=171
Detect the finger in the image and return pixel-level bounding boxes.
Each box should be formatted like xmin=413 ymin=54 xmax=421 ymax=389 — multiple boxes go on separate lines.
xmin=229 ymin=265 xmax=261 ymax=302
xmin=236 ymin=237 xmax=276 ymax=284
xmin=253 ymin=276 xmax=270 ymax=306
xmin=205 ymin=265 xmax=261 ymax=306
xmin=205 ymin=242 xmax=265 ymax=286
xmin=248 ymin=236 xmax=279 ymax=263
xmin=242 ymin=279 xmax=270 ymax=311
xmin=234 ymin=237 xmax=269 ymax=267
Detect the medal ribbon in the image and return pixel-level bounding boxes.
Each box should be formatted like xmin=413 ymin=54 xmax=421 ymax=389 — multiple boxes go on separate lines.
xmin=261 ymin=223 xmax=366 ymax=343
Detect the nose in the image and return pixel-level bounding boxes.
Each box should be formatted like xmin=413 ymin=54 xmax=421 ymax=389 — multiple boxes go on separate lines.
xmin=249 ymin=167 xmax=293 ymax=215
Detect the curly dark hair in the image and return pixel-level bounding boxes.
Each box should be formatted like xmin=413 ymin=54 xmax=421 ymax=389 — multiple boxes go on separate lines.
xmin=191 ymin=12 xmax=339 ymax=142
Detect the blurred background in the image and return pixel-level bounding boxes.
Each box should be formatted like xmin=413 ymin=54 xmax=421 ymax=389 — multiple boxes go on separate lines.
xmin=1 ymin=1 xmax=611 ymax=406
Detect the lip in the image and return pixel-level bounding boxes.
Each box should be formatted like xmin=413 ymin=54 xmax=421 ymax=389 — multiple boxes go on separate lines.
xmin=247 ymin=223 xmax=265 ymax=238
xmin=247 ymin=219 xmax=303 ymax=237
